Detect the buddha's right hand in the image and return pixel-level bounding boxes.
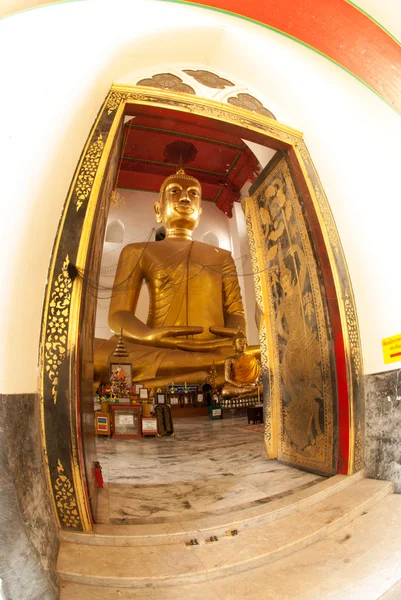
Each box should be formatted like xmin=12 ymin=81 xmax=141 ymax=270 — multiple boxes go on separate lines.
xmin=109 ymin=311 xmax=203 ymax=349
xmin=133 ymin=326 xmax=204 ymax=349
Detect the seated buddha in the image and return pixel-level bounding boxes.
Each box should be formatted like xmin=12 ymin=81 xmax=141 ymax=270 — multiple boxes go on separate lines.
xmin=221 ymin=330 xmax=262 ymax=399
xmin=94 ymin=167 xmax=259 ymax=387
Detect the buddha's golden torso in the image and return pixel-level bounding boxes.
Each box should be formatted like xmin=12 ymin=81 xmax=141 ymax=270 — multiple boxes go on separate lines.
xmin=127 ymin=239 xmax=243 ymax=339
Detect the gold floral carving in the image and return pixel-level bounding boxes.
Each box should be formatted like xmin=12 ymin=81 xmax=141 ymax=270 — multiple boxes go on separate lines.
xmin=295 ymin=142 xmax=341 ymax=258
xmin=106 ymin=88 xmax=298 ymax=145
xmin=245 ymin=208 xmax=264 ymax=315
xmin=54 ymin=459 xmax=80 ymax=528
xmin=354 ymin=421 xmax=364 ymax=471
xmin=245 ymin=208 xmax=272 ymax=450
xmin=303 ymin=291 xmax=315 ymax=321
xmin=344 ymin=289 xmax=362 ymax=386
xmin=106 ymin=92 xmax=124 ymax=115
xmin=245 ymin=199 xmax=282 ymax=457
xmin=295 ymin=141 xmax=310 ymax=165
xmin=75 ymin=134 xmax=104 ymax=211
xmin=45 ymin=256 xmax=72 ymax=404
xmin=313 ymin=186 xmax=340 ymax=256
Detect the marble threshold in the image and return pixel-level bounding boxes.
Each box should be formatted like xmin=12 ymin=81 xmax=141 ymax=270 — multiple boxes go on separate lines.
xmin=59 ymin=492 xmax=401 ymax=600
xmin=61 ymin=471 xmax=364 ymax=547
xmin=57 ymin=477 xmax=392 ymax=588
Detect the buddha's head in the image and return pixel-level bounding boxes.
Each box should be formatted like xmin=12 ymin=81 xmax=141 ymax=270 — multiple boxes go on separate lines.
xmin=233 ymin=329 xmax=247 ymax=354
xmin=154 ymin=168 xmax=202 ymax=236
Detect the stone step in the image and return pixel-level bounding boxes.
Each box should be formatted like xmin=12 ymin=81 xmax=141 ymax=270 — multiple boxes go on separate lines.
xmin=60 ymin=472 xmax=363 ymax=547
xmin=57 ymin=477 xmax=392 ymax=589
xmin=59 ymin=489 xmax=401 ymax=600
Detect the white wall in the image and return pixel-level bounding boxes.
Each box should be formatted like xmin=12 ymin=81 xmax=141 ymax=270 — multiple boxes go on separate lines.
xmin=1 ymin=0 xmax=401 ymax=392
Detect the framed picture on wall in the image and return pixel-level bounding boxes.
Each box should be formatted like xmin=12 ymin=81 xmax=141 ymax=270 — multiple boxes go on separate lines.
xmin=156 ymin=393 xmax=166 ymax=405
xmin=139 ymin=388 xmax=149 ymax=399
xmin=109 ymin=363 xmax=133 ymax=388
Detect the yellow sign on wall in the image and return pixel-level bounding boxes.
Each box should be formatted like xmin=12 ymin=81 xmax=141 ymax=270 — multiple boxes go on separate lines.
xmin=382 ymin=334 xmax=401 ymax=364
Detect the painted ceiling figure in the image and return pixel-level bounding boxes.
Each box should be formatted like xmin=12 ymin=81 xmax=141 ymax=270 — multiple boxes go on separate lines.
xmin=94 ymin=168 xmax=258 ymax=387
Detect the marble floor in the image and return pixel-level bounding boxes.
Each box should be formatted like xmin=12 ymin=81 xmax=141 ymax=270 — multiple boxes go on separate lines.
xmin=95 ymin=417 xmax=324 ymax=525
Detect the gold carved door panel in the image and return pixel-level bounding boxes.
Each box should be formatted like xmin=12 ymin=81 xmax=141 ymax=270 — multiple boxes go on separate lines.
xmin=245 ymin=154 xmax=337 ymax=475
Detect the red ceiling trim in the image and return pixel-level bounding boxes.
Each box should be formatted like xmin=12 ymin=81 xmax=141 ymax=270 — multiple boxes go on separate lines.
xmin=174 ymin=0 xmax=401 ymax=114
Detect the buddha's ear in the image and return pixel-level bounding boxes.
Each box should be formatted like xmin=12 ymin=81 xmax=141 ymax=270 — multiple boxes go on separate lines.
xmin=154 ymin=201 xmax=162 ymax=223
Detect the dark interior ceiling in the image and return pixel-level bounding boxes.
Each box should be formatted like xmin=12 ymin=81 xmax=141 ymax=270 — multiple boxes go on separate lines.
xmin=116 ymin=112 xmax=260 ymax=218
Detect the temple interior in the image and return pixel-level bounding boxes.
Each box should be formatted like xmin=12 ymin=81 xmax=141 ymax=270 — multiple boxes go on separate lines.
xmin=2 ymin=1 xmax=401 ymax=599
xmin=95 ymin=418 xmax=323 ymax=525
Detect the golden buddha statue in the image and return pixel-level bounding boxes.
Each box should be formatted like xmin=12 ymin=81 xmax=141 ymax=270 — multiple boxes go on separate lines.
xmin=221 ymin=330 xmax=262 ymax=399
xmin=94 ymin=168 xmax=258 ymax=387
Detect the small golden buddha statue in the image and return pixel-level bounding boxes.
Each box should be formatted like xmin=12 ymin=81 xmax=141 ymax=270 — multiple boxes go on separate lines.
xmin=94 ymin=167 xmax=259 ymax=387
xmin=221 ymin=330 xmax=262 ymax=399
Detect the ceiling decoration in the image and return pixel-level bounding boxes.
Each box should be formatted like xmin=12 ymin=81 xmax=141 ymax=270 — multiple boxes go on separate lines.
xmin=183 ymin=69 xmax=235 ymax=89
xmin=163 ymin=140 xmax=198 ymax=165
xmin=228 ymin=94 xmax=276 ymax=119
xmin=4 ymin=1 xmax=400 ymax=112
xmin=116 ymin=112 xmax=260 ymax=218
xmin=135 ymin=70 xmax=276 ymax=119
xmin=175 ymin=0 xmax=401 ymax=113
xmin=136 ymin=73 xmax=195 ymax=95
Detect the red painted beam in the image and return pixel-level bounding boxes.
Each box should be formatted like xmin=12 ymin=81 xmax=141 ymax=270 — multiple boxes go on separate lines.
xmin=177 ymin=0 xmax=401 ymax=113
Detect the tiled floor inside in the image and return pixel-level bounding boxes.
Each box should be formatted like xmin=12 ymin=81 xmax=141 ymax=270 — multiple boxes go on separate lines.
xmin=95 ymin=416 xmax=324 ymax=524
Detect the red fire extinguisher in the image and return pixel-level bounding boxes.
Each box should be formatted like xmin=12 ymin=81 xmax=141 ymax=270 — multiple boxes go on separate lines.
xmin=94 ymin=461 xmax=103 ymax=488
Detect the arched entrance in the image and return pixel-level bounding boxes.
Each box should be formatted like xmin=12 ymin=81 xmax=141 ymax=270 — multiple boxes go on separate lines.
xmin=40 ymin=85 xmax=363 ymax=532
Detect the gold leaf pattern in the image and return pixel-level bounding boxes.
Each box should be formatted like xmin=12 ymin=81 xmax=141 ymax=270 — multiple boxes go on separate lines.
xmin=303 ymin=291 xmax=315 ymax=321
xmin=75 ymin=134 xmax=104 ymax=211
xmin=295 ymin=140 xmax=310 ymax=165
xmin=45 ymin=256 xmax=72 ymax=404
xmin=54 ymin=459 xmax=80 ymax=528
xmin=245 ymin=202 xmax=283 ymax=457
xmin=106 ymin=91 xmax=125 ymax=115
xmin=354 ymin=421 xmax=364 ymax=471
xmin=344 ymin=289 xmax=362 ymax=386
xmin=313 ymin=185 xmax=340 ymax=256
xmin=245 ymin=208 xmax=272 ymax=450
xmin=121 ymin=91 xmax=298 ymax=145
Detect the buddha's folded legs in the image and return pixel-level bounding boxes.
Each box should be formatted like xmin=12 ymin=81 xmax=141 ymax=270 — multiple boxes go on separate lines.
xmin=94 ymin=337 xmax=259 ymax=385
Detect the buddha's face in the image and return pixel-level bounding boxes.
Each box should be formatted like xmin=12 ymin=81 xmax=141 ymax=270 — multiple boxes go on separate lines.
xmin=155 ymin=176 xmax=202 ymax=231
xmin=234 ymin=335 xmax=247 ymax=354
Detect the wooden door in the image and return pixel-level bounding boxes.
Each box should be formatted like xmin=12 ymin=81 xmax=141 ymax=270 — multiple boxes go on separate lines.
xmin=244 ymin=153 xmax=338 ymax=475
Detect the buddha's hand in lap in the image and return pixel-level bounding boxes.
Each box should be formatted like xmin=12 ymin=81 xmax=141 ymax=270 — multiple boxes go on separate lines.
xmin=132 ymin=326 xmax=204 ymax=349
xmin=176 ymin=326 xmax=239 ymax=352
